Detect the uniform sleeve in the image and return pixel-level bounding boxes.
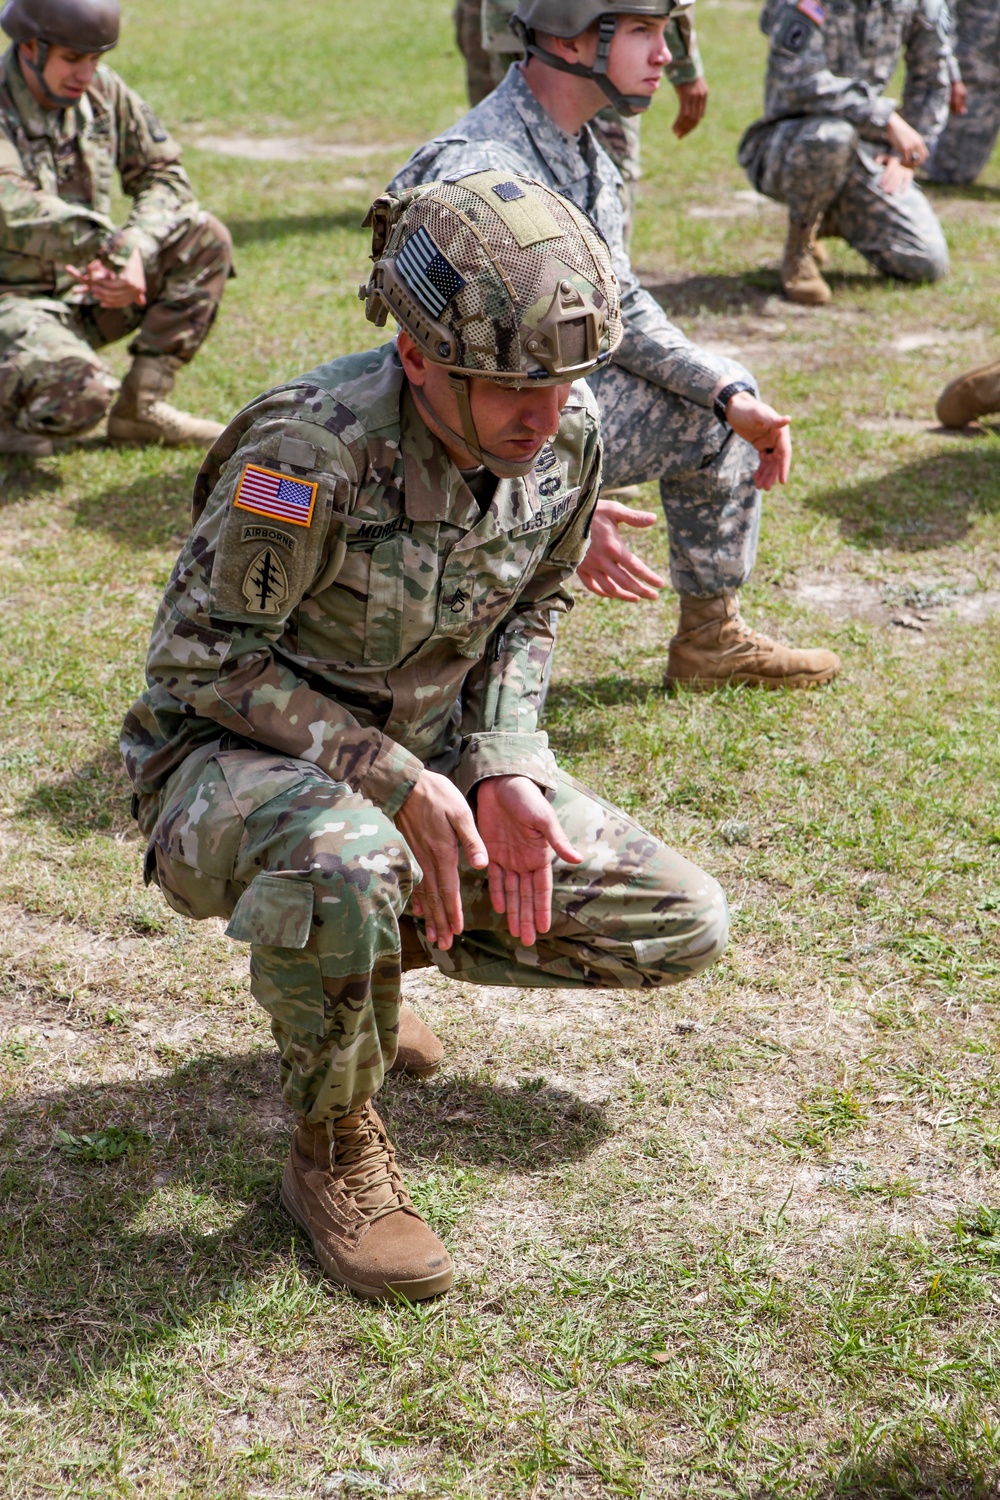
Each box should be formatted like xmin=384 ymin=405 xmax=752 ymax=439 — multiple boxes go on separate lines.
xmin=0 ymin=126 xmax=114 ymax=265
xmin=594 ymin=150 xmax=755 ymax=403
xmin=144 ymin=418 xmax=425 ymax=816
xmin=900 ymin=0 xmax=953 ymax=145
xmin=665 ymin=8 xmax=706 ymax=87
xmin=454 ymin=410 xmax=603 ymax=793
xmin=763 ymin=1 xmax=898 ymax=132
xmin=110 ymin=77 xmax=198 ymax=268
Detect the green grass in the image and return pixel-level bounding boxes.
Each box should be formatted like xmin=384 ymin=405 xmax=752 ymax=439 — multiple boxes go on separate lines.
xmin=2 ymin=1 xmax=1000 ymax=1494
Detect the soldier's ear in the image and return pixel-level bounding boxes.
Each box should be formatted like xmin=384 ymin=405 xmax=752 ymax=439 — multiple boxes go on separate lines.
xmin=396 ymin=329 xmax=429 ymax=387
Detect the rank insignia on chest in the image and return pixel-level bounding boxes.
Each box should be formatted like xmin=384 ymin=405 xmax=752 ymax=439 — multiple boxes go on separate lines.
xmin=242 ymin=548 xmax=289 ymax=614
xmin=233 ymin=464 xmax=318 ymax=527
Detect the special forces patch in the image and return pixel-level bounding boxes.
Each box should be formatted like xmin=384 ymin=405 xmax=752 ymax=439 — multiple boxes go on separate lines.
xmin=242 ymin=549 xmax=289 ymax=614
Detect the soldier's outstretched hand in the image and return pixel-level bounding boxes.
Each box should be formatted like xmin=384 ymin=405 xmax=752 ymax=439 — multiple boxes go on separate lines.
xmin=576 ymin=499 xmax=667 ymax=601
xmin=398 ymin=770 xmax=488 ymax=950
xmin=476 ymin=775 xmax=582 ymax=949
xmin=721 ymin=390 xmax=792 ymax=490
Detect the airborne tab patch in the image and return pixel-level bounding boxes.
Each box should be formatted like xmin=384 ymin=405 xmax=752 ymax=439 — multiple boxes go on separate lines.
xmin=233 ymin=464 xmax=317 ymax=527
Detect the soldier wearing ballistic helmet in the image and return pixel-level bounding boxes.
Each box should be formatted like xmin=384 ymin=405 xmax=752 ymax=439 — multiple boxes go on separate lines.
xmin=0 ymin=0 xmax=231 ymax=455
xmin=392 ymin=0 xmax=841 ymax=691
xmin=121 ymin=172 xmax=729 ymax=1301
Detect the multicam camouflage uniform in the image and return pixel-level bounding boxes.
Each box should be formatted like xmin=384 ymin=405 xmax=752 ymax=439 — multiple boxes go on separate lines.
xmin=390 ymin=68 xmax=761 ymax=599
xmin=0 ymin=45 xmax=230 ymax=435
xmin=925 ymin=0 xmax=1000 ymax=183
xmin=121 ymin=343 xmax=729 ymax=1123
xmin=738 ymin=0 xmax=954 ymax=281
xmin=453 ymin=0 xmax=705 ymax=239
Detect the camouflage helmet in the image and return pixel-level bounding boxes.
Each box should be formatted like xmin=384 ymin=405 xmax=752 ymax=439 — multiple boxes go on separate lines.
xmin=512 ymin=0 xmax=677 ymax=115
xmin=1 ymin=0 xmax=119 ymax=51
xmin=360 ymin=171 xmax=621 ymax=476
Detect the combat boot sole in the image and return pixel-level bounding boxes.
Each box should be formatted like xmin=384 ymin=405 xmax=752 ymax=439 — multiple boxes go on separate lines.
xmin=665 ymin=662 xmax=840 ymax=692
xmin=279 ymin=1167 xmax=453 ymax=1302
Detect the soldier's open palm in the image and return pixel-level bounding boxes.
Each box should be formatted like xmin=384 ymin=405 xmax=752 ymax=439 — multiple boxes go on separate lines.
xmin=476 ymin=776 xmax=582 ymax=948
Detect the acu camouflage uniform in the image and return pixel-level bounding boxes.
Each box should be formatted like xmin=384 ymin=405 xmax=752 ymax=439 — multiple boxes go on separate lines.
xmin=390 ymin=67 xmax=762 ymax=600
xmin=0 ymin=45 xmax=230 ymax=436
xmin=738 ymin=0 xmax=953 ymax=281
xmin=926 ymin=0 xmax=1000 ymax=183
xmin=121 ymin=341 xmax=728 ymax=1124
xmin=453 ymin=0 xmax=706 ymax=241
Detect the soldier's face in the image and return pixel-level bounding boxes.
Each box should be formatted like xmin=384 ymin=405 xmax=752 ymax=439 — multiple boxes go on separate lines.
xmin=20 ymin=41 xmax=102 ymax=105
xmin=582 ymin=16 xmax=672 ymax=100
xmin=398 ymin=331 xmax=573 ymax=471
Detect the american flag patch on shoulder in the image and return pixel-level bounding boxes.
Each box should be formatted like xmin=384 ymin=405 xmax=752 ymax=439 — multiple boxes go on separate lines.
xmin=233 ymin=464 xmax=318 ymax=527
xmin=797 ymin=0 xmax=826 ymax=25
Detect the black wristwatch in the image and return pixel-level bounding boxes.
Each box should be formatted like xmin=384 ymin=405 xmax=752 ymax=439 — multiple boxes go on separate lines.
xmin=713 ymin=380 xmax=757 ymax=427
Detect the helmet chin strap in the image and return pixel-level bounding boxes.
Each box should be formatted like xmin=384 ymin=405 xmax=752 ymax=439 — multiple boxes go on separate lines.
xmin=517 ymin=15 xmax=654 ymax=119
xmin=21 ymin=42 xmax=82 ymax=108
xmin=410 ymin=376 xmax=543 ymax=481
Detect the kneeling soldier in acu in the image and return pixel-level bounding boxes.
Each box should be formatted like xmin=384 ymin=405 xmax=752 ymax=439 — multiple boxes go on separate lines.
xmin=121 ymin=173 xmax=730 ymax=1301
xmin=0 ymin=0 xmax=231 ymax=456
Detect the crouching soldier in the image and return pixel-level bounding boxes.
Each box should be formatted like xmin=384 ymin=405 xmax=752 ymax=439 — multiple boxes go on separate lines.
xmin=121 ymin=173 xmax=729 ymax=1300
xmin=0 ymin=0 xmax=231 ymax=456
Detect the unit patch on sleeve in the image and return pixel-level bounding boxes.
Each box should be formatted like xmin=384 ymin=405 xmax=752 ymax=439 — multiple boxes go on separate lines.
xmin=242 ymin=548 xmax=290 ymax=614
xmin=233 ymin=464 xmax=318 ymax=527
xmin=775 ymin=0 xmax=823 ymax=50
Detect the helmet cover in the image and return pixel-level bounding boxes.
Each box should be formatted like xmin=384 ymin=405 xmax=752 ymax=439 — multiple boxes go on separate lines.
xmin=360 ymin=170 xmax=622 ymax=386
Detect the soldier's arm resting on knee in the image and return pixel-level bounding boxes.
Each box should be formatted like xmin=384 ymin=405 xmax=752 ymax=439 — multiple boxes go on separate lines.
xmin=0 ymin=128 xmax=119 ymax=278
xmin=762 ymin=0 xmax=899 ymax=139
xmin=108 ymin=71 xmax=198 ymax=273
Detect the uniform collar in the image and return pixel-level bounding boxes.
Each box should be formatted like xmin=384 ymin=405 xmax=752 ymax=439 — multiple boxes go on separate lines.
xmin=4 ymin=44 xmax=88 ymax=142
xmin=400 ymin=381 xmax=543 ymax=535
xmin=504 ymin=64 xmax=596 ymax=192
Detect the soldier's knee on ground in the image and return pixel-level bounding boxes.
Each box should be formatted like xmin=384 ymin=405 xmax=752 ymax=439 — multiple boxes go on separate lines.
xmin=15 ymin=354 xmax=118 ymax=436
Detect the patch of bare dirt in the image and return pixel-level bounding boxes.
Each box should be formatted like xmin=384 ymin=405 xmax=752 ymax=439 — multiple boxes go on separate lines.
xmin=789 ymin=568 xmax=1000 ymax=631
xmin=187 ymin=133 xmax=409 ymax=162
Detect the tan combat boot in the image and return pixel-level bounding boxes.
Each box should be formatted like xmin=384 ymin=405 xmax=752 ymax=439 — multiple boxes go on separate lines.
xmin=280 ymin=1103 xmax=453 ymax=1301
xmin=0 ymin=419 xmax=54 ymax=457
xmin=781 ymin=216 xmax=832 ymax=306
xmin=809 ymin=229 xmax=829 ymax=268
xmin=665 ymin=593 xmax=841 ymax=691
xmin=388 ymin=1003 xmax=444 ymax=1079
xmin=107 ymin=355 xmax=224 ymax=448
xmin=936 ymin=358 xmax=1000 ymax=428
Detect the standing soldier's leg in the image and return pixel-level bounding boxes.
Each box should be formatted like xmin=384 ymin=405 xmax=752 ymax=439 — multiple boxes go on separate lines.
xmin=144 ymin=743 xmax=452 ymax=1300
xmin=925 ymin=0 xmax=1000 ymax=184
xmin=758 ymin=116 xmax=858 ymax=304
xmin=826 ymin=154 xmax=949 ymax=282
xmin=0 ymin=298 xmax=118 ymax=455
xmin=585 ymin=363 xmax=841 ymax=689
xmin=84 ymin=210 xmax=234 ymax=448
xmin=454 ymin=0 xmax=506 ymax=106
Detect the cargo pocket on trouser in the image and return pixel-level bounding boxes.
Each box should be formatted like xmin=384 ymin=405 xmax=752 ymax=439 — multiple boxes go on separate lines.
xmin=225 ymin=872 xmax=327 ymax=1036
xmin=151 ymin=743 xmax=315 ymax=922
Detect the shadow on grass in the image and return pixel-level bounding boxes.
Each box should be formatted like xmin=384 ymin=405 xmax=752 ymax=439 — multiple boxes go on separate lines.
xmin=788 ymin=1452 xmax=1000 ymax=1499
xmin=227 ymin=210 xmax=369 ymax=247
xmin=19 ymin=744 xmax=133 ymax=838
xmin=0 ymin=1050 xmax=608 ymax=1399
xmin=925 ymin=181 xmax=1000 ymax=204
xmin=72 ymin=458 xmax=200 ymax=550
xmin=0 ymin=456 xmax=62 ymax=508
xmin=640 ymin=267 xmax=879 ymax=317
xmin=803 ymin=447 xmax=1000 ymax=550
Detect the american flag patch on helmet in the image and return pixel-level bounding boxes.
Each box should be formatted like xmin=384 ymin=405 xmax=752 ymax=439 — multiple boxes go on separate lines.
xmin=396 ymin=226 xmax=466 ymax=318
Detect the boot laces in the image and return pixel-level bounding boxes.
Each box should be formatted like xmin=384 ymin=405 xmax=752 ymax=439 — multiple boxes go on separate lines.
xmin=330 ymin=1105 xmax=411 ymax=1225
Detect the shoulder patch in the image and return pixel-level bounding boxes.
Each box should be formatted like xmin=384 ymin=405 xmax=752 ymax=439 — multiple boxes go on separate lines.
xmin=141 ymin=103 xmax=169 ymax=143
xmin=233 ymin=464 xmax=318 ymax=527
xmin=242 ymin=548 xmax=289 ymax=614
xmin=774 ymin=0 xmax=824 ymax=50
